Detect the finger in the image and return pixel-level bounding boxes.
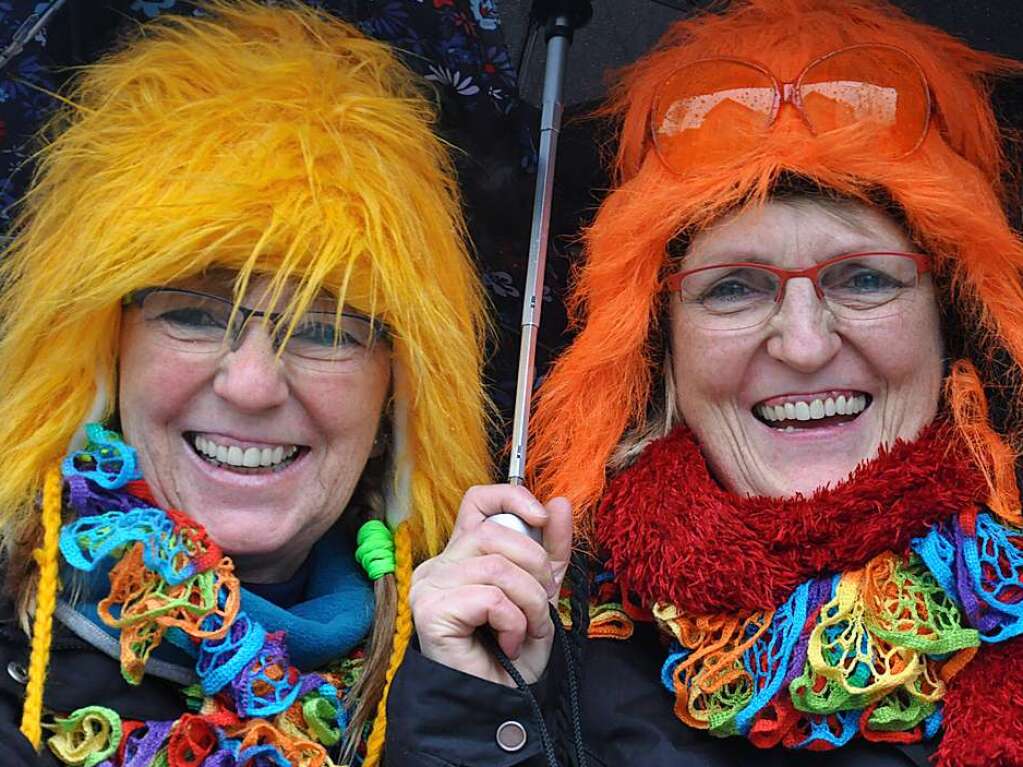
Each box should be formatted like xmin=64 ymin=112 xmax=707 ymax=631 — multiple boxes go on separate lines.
xmin=454 ymin=484 xmax=550 ymax=535
xmin=442 ymin=521 xmax=555 ymax=594
xmin=543 ymin=496 xmax=574 ymax=591
xmin=425 ymin=555 xmax=553 ymax=640
xmin=416 ymin=584 xmax=529 ymax=659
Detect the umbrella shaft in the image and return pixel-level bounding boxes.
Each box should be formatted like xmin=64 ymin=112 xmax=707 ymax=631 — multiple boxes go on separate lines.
xmin=508 ymin=17 xmax=572 ymax=485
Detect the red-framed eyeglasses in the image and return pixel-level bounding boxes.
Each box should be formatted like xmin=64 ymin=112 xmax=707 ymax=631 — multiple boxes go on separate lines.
xmin=665 ymin=250 xmax=932 ymax=331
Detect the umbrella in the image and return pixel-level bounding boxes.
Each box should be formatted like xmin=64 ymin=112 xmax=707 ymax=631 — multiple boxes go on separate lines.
xmin=503 ymin=0 xmax=1023 ymax=108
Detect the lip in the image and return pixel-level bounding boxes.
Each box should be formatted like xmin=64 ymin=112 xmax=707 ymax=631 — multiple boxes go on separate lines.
xmin=181 ymin=432 xmax=309 ymax=487
xmin=754 ymin=415 xmax=863 ymax=440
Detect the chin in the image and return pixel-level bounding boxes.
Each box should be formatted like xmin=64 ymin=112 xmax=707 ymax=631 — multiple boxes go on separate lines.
xmin=190 ymin=510 xmax=283 ymax=554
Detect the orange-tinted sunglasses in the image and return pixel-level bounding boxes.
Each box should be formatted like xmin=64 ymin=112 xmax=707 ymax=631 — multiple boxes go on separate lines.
xmin=650 ymin=44 xmax=932 ymax=175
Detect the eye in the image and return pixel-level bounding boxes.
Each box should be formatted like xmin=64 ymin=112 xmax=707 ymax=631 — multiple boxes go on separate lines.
xmin=290 ymin=320 xmax=363 ymax=348
xmin=157 ymin=307 xmax=225 ymax=328
xmin=826 ymin=264 xmax=906 ymax=294
xmin=687 ymin=267 xmax=776 ymax=310
xmin=701 ymin=279 xmax=760 ymax=302
xmin=839 ymin=268 xmax=903 ymax=292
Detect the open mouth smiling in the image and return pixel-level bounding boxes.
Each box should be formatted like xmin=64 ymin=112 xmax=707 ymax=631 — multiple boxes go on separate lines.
xmin=184 ymin=431 xmax=308 ymax=473
xmin=752 ymin=392 xmax=873 ymax=431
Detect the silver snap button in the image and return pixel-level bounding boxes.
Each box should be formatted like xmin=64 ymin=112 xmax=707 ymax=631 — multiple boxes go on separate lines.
xmin=496 ymin=720 xmax=527 ymax=752
xmin=7 ymin=661 xmax=28 ymax=685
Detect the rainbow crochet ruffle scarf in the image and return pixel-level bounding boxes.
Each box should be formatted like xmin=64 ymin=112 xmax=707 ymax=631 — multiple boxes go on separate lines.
xmin=590 ymin=423 xmax=1023 ymax=766
xmin=46 ymin=424 xmax=367 ymax=767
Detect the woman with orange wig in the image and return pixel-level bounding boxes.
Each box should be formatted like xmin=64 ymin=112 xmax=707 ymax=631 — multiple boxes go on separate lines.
xmin=389 ymin=1 xmax=1023 ymax=765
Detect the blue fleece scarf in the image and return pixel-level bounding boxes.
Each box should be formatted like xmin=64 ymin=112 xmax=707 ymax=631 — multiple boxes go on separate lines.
xmin=59 ymin=424 xmax=374 ymax=674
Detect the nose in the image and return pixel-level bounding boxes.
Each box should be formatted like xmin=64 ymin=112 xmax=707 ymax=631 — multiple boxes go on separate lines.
xmin=764 ymin=278 xmax=841 ymax=372
xmin=212 ymin=321 xmax=290 ymax=411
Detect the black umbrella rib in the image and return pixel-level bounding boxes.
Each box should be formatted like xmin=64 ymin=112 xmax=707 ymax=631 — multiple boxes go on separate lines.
xmin=645 ymin=0 xmax=693 ymax=9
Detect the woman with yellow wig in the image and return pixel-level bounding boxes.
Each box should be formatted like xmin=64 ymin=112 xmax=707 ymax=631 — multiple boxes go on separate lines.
xmin=392 ymin=1 xmax=1023 ymax=766
xmin=0 ymin=2 xmax=490 ymax=765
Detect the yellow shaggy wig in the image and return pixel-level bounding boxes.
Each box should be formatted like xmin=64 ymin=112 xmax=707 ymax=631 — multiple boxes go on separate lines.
xmin=0 ymin=1 xmax=491 ymax=563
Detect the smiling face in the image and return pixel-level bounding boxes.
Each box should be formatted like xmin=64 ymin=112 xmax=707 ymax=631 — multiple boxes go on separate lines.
xmin=118 ymin=272 xmax=391 ymax=581
xmin=669 ymin=197 xmax=944 ymax=498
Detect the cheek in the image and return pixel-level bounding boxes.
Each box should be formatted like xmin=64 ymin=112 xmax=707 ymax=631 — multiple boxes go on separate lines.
xmin=670 ymin=306 xmax=753 ymax=414
xmin=302 ymin=355 xmax=392 ymax=446
xmin=864 ymin=297 xmax=944 ymax=398
xmin=117 ymin=320 xmax=205 ymax=441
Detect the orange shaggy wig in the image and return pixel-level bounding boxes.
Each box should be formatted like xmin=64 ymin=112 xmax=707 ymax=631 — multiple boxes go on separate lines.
xmin=528 ymin=0 xmax=1023 ymax=527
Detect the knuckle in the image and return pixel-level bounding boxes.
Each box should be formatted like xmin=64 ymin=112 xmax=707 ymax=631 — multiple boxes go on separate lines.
xmin=522 ymin=583 xmax=548 ymax=614
xmin=520 ymin=545 xmax=549 ymax=574
xmin=510 ymin=484 xmax=536 ymax=506
xmin=462 ymin=485 xmax=489 ymax=505
xmin=477 ymin=554 xmax=510 ymax=582
xmin=482 ymin=584 xmax=508 ymax=610
xmin=410 ymin=596 xmax=438 ymax=625
xmin=472 ymin=522 xmax=500 ymax=550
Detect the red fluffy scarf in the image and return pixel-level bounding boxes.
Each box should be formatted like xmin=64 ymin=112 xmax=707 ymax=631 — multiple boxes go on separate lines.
xmin=596 ymin=422 xmax=985 ymax=613
xmin=594 ymin=422 xmax=1023 ymax=767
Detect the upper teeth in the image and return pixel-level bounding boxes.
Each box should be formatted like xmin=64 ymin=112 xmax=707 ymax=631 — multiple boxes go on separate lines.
xmin=756 ymin=395 xmax=867 ymax=423
xmin=193 ymin=435 xmax=298 ymax=467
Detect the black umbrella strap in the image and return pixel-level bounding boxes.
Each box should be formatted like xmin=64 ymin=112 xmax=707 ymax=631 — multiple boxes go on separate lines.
xmin=486 ymin=632 xmax=561 ymax=767
xmin=485 ymin=592 xmax=589 ymax=767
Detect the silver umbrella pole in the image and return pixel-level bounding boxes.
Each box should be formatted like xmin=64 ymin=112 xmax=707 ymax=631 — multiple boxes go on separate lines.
xmin=491 ymin=5 xmax=590 ymax=539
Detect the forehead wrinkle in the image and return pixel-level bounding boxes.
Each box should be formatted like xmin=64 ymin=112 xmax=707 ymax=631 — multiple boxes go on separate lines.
xmin=683 ymin=199 xmax=913 ymax=271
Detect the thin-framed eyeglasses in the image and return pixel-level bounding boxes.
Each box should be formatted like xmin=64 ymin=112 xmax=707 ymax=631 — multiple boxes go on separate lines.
xmin=665 ymin=251 xmax=931 ymax=331
xmin=125 ymin=287 xmax=390 ymax=370
xmin=650 ymin=44 xmax=932 ymax=175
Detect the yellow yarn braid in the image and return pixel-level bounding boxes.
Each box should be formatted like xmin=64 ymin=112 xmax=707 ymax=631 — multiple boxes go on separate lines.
xmin=19 ymin=465 xmax=62 ymax=749
xmin=362 ymin=523 xmax=413 ymax=767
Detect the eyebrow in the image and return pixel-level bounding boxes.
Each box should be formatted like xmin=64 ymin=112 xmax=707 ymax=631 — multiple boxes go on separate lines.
xmin=683 ymin=252 xmax=776 ymax=268
xmin=685 ymin=241 xmax=899 ymax=269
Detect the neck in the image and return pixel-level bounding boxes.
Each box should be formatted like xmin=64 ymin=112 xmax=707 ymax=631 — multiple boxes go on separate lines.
xmin=229 ymin=543 xmax=312 ymax=583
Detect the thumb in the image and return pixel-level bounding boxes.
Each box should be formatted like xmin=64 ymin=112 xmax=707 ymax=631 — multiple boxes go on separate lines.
xmin=542 ymin=496 xmax=574 ymax=589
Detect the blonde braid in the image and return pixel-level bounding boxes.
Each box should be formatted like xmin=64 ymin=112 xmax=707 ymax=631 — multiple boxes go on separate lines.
xmin=19 ymin=465 xmax=62 ymax=748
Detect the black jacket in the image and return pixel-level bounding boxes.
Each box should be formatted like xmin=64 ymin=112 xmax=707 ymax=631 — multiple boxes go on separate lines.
xmin=0 ymin=598 xmax=188 ymax=766
xmin=0 ymin=600 xmax=934 ymax=766
xmin=385 ymin=620 xmax=935 ymax=767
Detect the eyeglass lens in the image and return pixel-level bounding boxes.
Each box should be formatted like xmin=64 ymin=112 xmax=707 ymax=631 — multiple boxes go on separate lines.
xmin=652 ymin=46 xmax=929 ymax=174
xmin=678 ymin=253 xmax=921 ymax=330
xmin=654 ymin=60 xmax=776 ymax=170
xmin=798 ymin=47 xmax=929 ymax=155
xmin=137 ymin=289 xmax=382 ymax=366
